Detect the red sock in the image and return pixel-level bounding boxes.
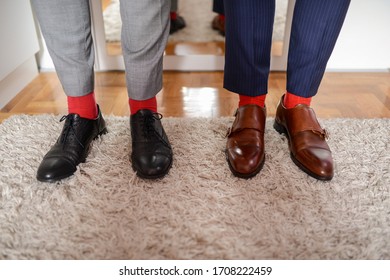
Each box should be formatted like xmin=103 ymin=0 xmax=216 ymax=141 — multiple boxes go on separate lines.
xmin=67 ymin=92 xmax=98 ymax=119
xmin=283 ymin=92 xmax=312 ymax=109
xmin=239 ymin=94 xmax=266 ymax=108
xmin=219 ymin=14 xmax=225 ymax=22
xmin=129 ymin=96 xmax=157 ymax=115
xmin=170 ymin=12 xmax=177 ymax=20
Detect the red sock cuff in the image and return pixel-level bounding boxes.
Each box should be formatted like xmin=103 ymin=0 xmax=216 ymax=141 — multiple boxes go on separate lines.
xmin=170 ymin=12 xmax=177 ymax=20
xmin=283 ymin=92 xmax=312 ymax=109
xmin=129 ymin=97 xmax=157 ymax=115
xmin=67 ymin=92 xmax=98 ymax=119
xmin=238 ymin=94 xmax=266 ymax=108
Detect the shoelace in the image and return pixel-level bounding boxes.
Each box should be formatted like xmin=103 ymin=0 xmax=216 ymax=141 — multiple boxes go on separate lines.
xmin=141 ymin=113 xmax=169 ymax=145
xmin=59 ymin=115 xmax=85 ymax=148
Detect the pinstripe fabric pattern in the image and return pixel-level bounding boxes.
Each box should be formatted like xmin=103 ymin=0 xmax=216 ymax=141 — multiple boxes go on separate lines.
xmin=287 ymin=0 xmax=350 ymax=97
xmin=31 ymin=0 xmax=170 ymax=100
xmin=224 ymin=0 xmax=275 ymax=96
xmin=223 ymin=0 xmax=350 ymax=97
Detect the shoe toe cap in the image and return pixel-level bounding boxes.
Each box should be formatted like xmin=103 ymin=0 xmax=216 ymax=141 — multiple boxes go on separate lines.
xmin=227 ymin=145 xmax=264 ymax=175
xmin=298 ymin=148 xmax=334 ymax=179
xmin=133 ymin=152 xmax=173 ymax=178
xmin=36 ymin=157 xmax=76 ymax=182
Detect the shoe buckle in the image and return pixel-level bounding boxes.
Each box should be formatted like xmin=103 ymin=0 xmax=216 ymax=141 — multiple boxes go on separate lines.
xmin=312 ymin=128 xmax=329 ymax=140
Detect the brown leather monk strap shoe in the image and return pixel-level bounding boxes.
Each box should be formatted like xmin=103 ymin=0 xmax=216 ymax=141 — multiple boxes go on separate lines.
xmin=226 ymin=104 xmax=266 ymax=178
xmin=211 ymin=15 xmax=225 ymax=36
xmin=274 ymin=95 xmax=334 ymax=181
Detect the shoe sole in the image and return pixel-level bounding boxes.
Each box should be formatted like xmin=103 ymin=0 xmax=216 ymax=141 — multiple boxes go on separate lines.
xmin=225 ymin=150 xmax=265 ymax=179
xmin=273 ymin=120 xmax=332 ymax=181
xmin=36 ymin=127 xmax=108 ymax=183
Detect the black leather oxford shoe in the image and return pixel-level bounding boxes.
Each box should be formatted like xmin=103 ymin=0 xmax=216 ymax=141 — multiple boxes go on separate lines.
xmin=130 ymin=109 xmax=173 ymax=179
xmin=36 ymin=106 xmax=107 ymax=182
xmin=170 ymin=15 xmax=186 ymax=34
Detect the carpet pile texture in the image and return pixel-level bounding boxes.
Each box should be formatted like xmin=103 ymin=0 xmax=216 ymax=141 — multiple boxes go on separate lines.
xmin=0 ymin=115 xmax=389 ymax=259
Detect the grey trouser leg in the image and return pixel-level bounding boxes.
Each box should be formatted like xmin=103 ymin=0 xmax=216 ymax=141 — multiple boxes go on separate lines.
xmin=170 ymin=0 xmax=178 ymax=12
xmin=31 ymin=0 xmax=94 ymax=97
xmin=32 ymin=0 xmax=170 ymax=100
xmin=120 ymin=0 xmax=170 ymax=100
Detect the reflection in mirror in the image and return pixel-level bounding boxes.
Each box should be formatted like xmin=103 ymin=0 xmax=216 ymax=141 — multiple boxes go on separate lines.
xmin=102 ymin=0 xmax=121 ymax=56
xmin=102 ymin=0 xmax=288 ymax=57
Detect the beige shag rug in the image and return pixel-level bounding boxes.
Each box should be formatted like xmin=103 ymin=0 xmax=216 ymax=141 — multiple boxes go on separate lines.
xmin=0 ymin=115 xmax=390 ymax=260
xmin=103 ymin=0 xmax=288 ymax=43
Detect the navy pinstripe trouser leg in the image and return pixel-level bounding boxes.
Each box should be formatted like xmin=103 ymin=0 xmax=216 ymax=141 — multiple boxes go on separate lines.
xmin=213 ymin=0 xmax=225 ymax=14
xmin=223 ymin=0 xmax=275 ymax=96
xmin=287 ymin=0 xmax=350 ymax=97
xmin=223 ymin=0 xmax=350 ymax=98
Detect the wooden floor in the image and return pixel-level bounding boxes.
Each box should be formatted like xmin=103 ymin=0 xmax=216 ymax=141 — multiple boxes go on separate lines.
xmin=1 ymin=71 xmax=390 ymax=123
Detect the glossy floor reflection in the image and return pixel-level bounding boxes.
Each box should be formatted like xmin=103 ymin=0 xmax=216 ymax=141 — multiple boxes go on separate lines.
xmin=2 ymin=71 xmax=390 ymax=124
xmin=157 ymin=86 xmax=238 ymax=118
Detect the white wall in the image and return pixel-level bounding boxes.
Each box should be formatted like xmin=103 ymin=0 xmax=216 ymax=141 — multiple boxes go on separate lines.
xmin=0 ymin=0 xmax=40 ymax=109
xmin=36 ymin=0 xmax=390 ymax=71
xmin=328 ymin=0 xmax=390 ymax=71
xmin=36 ymin=32 xmax=55 ymax=71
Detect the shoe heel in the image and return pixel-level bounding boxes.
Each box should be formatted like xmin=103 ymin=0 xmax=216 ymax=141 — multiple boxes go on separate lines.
xmin=273 ymin=120 xmax=287 ymax=135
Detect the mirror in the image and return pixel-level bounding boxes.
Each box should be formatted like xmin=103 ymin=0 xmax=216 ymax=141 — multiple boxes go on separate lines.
xmin=101 ymin=0 xmax=289 ymax=59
